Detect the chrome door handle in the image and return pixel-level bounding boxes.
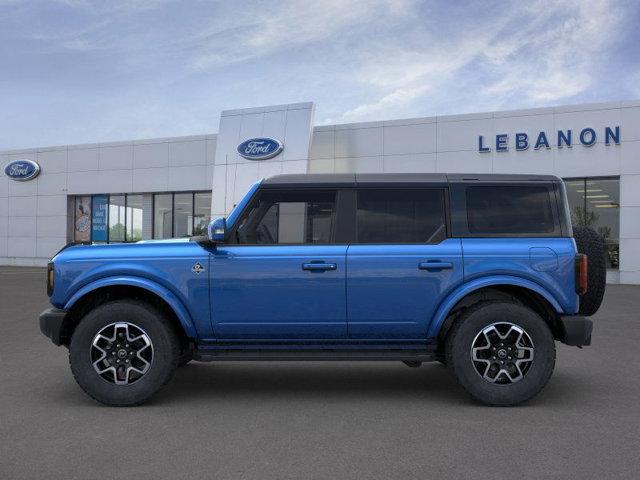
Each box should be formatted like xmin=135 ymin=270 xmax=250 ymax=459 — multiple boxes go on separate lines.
xmin=419 ymin=261 xmax=453 ymax=271
xmin=302 ymin=262 xmax=337 ymax=271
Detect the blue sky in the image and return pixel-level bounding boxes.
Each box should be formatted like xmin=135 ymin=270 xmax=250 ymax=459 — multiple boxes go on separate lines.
xmin=1 ymin=0 xmax=638 ymax=150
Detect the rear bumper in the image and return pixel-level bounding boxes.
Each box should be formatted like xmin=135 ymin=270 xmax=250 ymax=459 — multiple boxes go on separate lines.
xmin=39 ymin=308 xmax=68 ymax=346
xmin=559 ymin=315 xmax=593 ymax=347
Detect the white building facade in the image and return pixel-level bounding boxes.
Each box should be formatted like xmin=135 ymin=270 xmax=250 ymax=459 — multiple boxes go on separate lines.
xmin=1 ymin=100 xmax=639 ymax=283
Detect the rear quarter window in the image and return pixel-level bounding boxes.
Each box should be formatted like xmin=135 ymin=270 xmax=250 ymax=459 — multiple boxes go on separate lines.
xmin=466 ymin=185 xmax=556 ymax=234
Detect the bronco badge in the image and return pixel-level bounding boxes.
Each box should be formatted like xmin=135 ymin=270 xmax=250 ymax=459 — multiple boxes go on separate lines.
xmin=191 ymin=262 xmax=205 ymax=274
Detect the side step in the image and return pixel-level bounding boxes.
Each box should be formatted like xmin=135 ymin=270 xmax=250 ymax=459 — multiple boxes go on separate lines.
xmin=193 ymin=348 xmax=437 ymax=362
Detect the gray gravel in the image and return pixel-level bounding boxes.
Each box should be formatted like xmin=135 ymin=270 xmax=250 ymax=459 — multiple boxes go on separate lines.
xmin=1 ymin=267 xmax=639 ymax=479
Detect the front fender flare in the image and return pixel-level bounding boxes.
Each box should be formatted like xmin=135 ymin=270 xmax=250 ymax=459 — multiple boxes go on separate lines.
xmin=64 ymin=276 xmax=197 ymax=338
xmin=426 ymin=275 xmax=563 ymax=338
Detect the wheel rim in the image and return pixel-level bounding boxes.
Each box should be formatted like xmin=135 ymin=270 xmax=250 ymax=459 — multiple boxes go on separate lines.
xmin=471 ymin=322 xmax=534 ymax=384
xmin=90 ymin=322 xmax=154 ymax=385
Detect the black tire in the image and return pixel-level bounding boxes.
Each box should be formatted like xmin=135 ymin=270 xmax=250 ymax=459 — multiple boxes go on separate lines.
xmin=573 ymin=226 xmax=606 ymax=316
xmin=446 ymin=301 xmax=556 ymax=406
xmin=69 ymin=300 xmax=180 ymax=406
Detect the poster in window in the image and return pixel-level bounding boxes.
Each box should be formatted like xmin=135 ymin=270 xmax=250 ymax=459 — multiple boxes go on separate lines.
xmin=74 ymin=196 xmax=91 ymax=242
xmin=91 ymin=194 xmax=108 ymax=242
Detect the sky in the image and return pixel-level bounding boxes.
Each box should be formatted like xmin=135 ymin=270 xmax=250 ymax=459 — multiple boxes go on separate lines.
xmin=1 ymin=0 xmax=639 ymax=150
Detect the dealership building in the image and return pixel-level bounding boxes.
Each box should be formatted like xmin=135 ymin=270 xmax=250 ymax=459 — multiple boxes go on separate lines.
xmin=1 ymin=100 xmax=639 ymax=284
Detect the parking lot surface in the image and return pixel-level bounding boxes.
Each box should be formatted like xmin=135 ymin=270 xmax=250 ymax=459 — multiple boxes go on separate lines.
xmin=1 ymin=266 xmax=639 ymax=479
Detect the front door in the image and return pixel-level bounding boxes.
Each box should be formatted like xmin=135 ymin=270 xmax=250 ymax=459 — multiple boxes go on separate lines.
xmin=210 ymin=188 xmax=347 ymax=340
xmin=346 ymin=188 xmax=463 ymax=340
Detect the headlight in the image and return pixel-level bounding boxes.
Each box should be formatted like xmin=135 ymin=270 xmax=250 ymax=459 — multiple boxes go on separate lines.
xmin=47 ymin=262 xmax=54 ymax=297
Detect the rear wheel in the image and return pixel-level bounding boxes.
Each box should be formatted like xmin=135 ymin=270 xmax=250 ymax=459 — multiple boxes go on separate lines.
xmin=446 ymin=301 xmax=555 ymax=406
xmin=69 ymin=300 xmax=180 ymax=406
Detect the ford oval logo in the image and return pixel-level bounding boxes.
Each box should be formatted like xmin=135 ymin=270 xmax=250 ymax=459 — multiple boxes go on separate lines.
xmin=237 ymin=137 xmax=283 ymax=160
xmin=4 ymin=159 xmax=41 ymax=181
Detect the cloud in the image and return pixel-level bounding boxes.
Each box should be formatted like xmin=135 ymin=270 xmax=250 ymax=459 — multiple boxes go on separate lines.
xmin=337 ymin=36 xmax=494 ymax=121
xmin=481 ymin=0 xmax=622 ymax=104
xmin=0 ymin=0 xmax=635 ymax=149
xmin=334 ymin=0 xmax=626 ymax=122
xmin=190 ymin=0 xmax=413 ymax=69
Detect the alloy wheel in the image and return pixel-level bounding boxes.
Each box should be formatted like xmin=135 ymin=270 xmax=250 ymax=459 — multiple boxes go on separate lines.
xmin=471 ymin=322 xmax=534 ymax=384
xmin=90 ymin=322 xmax=154 ymax=385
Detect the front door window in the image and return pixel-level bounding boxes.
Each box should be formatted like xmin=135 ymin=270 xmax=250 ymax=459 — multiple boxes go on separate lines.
xmin=235 ymin=190 xmax=336 ymax=245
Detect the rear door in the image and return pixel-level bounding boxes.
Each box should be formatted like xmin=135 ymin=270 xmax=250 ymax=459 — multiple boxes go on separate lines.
xmin=346 ymin=187 xmax=463 ymax=340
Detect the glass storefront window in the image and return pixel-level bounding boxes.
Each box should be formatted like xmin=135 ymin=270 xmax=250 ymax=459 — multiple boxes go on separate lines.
xmin=126 ymin=194 xmax=143 ymax=242
xmin=174 ymin=193 xmax=193 ymax=238
xmin=564 ymin=177 xmax=620 ymax=269
xmin=73 ymin=191 xmax=212 ymax=243
xmin=153 ymin=191 xmax=211 ymax=239
xmin=154 ymin=194 xmax=173 ymax=239
xmin=108 ymin=195 xmax=126 ymax=242
xmin=91 ymin=195 xmax=109 ymax=242
xmin=74 ymin=196 xmax=92 ymax=242
xmin=194 ymin=192 xmax=212 ymax=236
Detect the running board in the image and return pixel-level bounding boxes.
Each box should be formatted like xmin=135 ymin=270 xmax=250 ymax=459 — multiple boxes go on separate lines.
xmin=193 ymin=348 xmax=437 ymax=362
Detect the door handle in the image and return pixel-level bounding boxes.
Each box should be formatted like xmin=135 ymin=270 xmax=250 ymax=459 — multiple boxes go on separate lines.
xmin=419 ymin=261 xmax=453 ymax=271
xmin=302 ymin=262 xmax=337 ymax=271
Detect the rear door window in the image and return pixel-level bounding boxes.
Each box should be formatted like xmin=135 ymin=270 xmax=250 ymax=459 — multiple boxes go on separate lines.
xmin=356 ymin=189 xmax=446 ymax=243
xmin=466 ymin=185 xmax=555 ymax=234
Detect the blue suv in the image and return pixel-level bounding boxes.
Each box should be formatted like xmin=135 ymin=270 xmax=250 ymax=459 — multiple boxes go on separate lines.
xmin=39 ymin=174 xmax=605 ymax=406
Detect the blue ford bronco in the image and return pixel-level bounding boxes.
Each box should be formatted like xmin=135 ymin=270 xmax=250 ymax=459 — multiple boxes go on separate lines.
xmin=40 ymin=174 xmax=605 ymax=406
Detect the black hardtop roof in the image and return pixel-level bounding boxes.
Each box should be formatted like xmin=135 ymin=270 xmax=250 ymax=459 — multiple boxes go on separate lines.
xmin=262 ymin=173 xmax=560 ymax=188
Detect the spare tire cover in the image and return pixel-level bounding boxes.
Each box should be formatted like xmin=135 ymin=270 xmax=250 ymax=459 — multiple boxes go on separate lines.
xmin=573 ymin=226 xmax=606 ymax=316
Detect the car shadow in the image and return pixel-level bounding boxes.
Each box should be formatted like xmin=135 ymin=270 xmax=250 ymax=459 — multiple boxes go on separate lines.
xmin=47 ymin=361 xmax=595 ymax=408
xmin=154 ymin=361 xmax=597 ymax=408
xmin=153 ymin=361 xmax=475 ymax=406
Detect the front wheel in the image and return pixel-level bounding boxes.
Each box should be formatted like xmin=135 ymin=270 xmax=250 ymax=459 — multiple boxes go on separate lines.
xmin=69 ymin=300 xmax=180 ymax=406
xmin=445 ymin=301 xmax=556 ymax=406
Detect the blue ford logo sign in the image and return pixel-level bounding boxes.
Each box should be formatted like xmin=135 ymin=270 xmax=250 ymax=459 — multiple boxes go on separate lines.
xmin=237 ymin=137 xmax=283 ymax=160
xmin=4 ymin=159 xmax=41 ymax=181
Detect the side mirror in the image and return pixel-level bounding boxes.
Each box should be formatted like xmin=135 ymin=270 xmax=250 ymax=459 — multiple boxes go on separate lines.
xmin=208 ymin=217 xmax=226 ymax=243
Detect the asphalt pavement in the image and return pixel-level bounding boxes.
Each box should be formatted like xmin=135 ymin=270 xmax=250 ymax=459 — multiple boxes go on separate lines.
xmin=1 ymin=266 xmax=639 ymax=479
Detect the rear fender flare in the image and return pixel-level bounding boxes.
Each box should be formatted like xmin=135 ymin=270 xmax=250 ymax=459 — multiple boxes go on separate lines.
xmin=427 ymin=275 xmax=563 ymax=338
xmin=63 ymin=276 xmax=197 ymax=338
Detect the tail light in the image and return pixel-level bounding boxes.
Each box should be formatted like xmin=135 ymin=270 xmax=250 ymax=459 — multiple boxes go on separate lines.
xmin=575 ymin=254 xmax=588 ymax=295
xmin=47 ymin=262 xmax=54 ymax=297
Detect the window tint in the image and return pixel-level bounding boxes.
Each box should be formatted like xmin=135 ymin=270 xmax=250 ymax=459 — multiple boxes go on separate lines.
xmin=154 ymin=194 xmax=172 ymax=239
xmin=356 ymin=189 xmax=446 ymax=243
xmin=152 ymin=191 xmax=212 ymax=239
xmin=236 ymin=191 xmax=336 ymax=244
xmin=564 ymin=177 xmax=619 ymax=268
xmin=174 ymin=193 xmax=193 ymax=238
xmin=126 ymin=194 xmax=143 ymax=242
xmin=194 ymin=192 xmax=212 ymax=236
xmin=108 ymin=195 xmax=126 ymax=242
xmin=466 ymin=186 xmax=555 ymax=234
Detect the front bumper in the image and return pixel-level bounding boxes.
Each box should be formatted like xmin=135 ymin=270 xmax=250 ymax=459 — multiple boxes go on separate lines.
xmin=39 ymin=308 xmax=68 ymax=346
xmin=559 ymin=315 xmax=593 ymax=347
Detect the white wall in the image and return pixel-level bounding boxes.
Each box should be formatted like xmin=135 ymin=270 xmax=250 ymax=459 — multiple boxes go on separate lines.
xmin=211 ymin=102 xmax=314 ymax=217
xmin=0 ymin=135 xmax=216 ymax=266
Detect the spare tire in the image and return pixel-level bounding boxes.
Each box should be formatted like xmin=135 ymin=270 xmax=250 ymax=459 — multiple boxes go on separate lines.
xmin=573 ymin=226 xmax=606 ymax=316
